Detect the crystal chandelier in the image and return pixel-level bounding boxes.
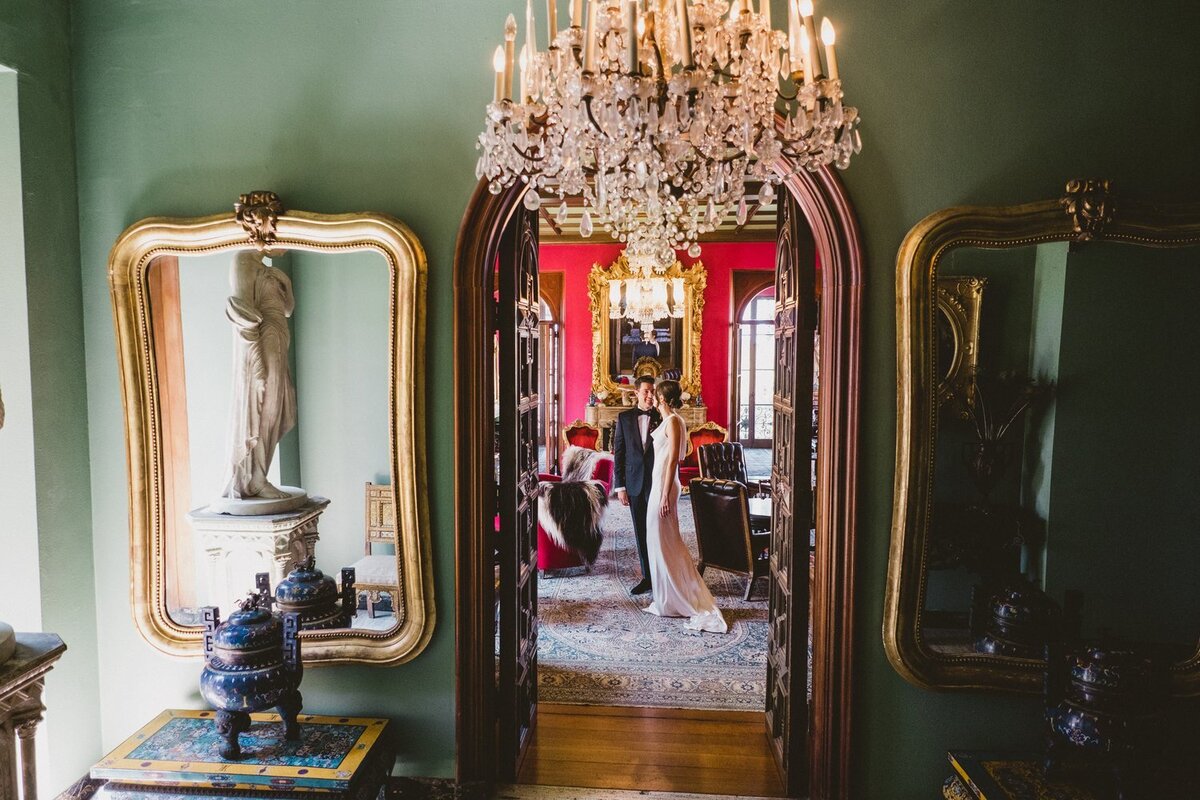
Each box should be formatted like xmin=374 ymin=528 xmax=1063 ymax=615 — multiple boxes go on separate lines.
xmin=610 ymin=272 xmax=685 ymax=340
xmin=477 ymin=0 xmax=861 ymax=257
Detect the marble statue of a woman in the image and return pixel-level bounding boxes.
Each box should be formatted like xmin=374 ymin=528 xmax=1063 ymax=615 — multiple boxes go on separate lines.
xmin=211 ymin=249 xmax=307 ymax=515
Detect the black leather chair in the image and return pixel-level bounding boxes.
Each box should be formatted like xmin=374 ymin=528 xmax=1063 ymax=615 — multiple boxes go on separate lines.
xmin=697 ymin=441 xmax=749 ymax=485
xmin=688 ymin=478 xmax=770 ymax=600
xmin=697 ymin=442 xmax=770 ymax=530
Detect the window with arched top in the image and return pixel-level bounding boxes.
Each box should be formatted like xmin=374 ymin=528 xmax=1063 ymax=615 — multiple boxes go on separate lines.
xmin=735 ymin=286 xmax=775 ymax=447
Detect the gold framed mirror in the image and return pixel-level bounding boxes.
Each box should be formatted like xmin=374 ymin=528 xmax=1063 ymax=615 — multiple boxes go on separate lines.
xmin=886 ymin=180 xmax=1200 ymax=693
xmin=587 ymin=255 xmax=705 ymax=403
xmin=110 ymin=192 xmax=433 ymax=665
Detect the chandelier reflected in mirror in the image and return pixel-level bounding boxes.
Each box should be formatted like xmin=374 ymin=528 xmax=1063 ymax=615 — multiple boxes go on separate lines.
xmin=477 ymin=0 xmax=861 ymax=257
xmin=608 ymin=240 xmax=685 ymax=339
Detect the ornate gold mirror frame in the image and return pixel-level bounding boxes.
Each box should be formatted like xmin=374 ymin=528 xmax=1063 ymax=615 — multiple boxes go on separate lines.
xmin=587 ymin=255 xmax=706 ymax=402
xmin=935 ymin=276 xmax=984 ymax=409
xmin=886 ymin=180 xmax=1200 ymax=693
xmin=110 ymin=192 xmax=433 ymax=665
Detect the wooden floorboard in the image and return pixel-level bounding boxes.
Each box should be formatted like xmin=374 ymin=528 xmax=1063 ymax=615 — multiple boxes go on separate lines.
xmin=517 ymin=704 xmax=787 ymax=797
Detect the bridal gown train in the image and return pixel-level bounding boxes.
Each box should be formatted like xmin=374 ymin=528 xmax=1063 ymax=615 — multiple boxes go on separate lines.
xmin=641 ymin=415 xmax=728 ymax=634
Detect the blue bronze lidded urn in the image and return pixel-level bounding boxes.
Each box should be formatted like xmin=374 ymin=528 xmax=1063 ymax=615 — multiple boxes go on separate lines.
xmin=200 ymin=595 xmax=303 ymax=760
xmin=256 ymin=557 xmax=356 ymax=630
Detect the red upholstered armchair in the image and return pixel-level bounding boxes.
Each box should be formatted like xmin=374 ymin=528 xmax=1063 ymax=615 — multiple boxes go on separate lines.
xmin=536 ymin=453 xmax=613 ymax=575
xmin=678 ymin=422 xmax=728 ymax=493
xmin=561 ymin=419 xmax=602 ymax=451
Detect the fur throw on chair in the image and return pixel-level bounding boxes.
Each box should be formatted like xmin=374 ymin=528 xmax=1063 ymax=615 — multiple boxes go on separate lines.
xmin=561 ymin=444 xmax=612 ymax=483
xmin=534 ymin=480 xmax=607 ymax=565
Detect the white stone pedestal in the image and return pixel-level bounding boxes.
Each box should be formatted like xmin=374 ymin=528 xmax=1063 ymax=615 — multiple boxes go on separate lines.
xmin=188 ymin=496 xmax=330 ymax=616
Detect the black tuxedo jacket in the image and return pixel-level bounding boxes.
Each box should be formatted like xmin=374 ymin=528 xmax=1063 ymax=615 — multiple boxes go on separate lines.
xmin=612 ymin=406 xmax=661 ymax=496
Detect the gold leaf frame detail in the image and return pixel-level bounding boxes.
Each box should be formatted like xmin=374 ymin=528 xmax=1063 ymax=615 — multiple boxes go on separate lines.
xmin=886 ymin=180 xmax=1200 ymax=693
xmin=110 ymin=200 xmax=434 ymax=665
xmin=935 ymin=275 xmax=985 ymax=410
xmin=587 ymin=255 xmax=706 ymax=403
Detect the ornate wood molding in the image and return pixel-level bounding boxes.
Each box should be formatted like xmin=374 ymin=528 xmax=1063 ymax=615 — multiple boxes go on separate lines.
xmin=455 ymin=142 xmax=864 ymax=799
xmin=233 ymin=190 xmax=284 ymax=251
xmin=1060 ymin=178 xmax=1114 ymax=241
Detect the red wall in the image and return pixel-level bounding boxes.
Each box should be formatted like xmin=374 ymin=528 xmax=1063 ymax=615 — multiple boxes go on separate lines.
xmin=540 ymin=242 xmax=775 ymax=433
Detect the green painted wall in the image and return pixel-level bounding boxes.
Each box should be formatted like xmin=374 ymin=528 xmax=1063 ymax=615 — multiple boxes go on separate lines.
xmin=62 ymin=1 xmax=1200 ymax=797
xmin=1042 ymin=244 xmax=1200 ymax=647
xmin=0 ymin=0 xmax=101 ymax=791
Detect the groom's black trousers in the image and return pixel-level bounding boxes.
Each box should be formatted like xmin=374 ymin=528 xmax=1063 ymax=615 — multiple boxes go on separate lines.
xmin=628 ymin=487 xmax=653 ymax=584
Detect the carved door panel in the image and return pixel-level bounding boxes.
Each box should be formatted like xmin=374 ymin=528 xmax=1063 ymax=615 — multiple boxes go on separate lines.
xmin=766 ymin=190 xmax=818 ymax=796
xmin=497 ymin=205 xmax=540 ymax=780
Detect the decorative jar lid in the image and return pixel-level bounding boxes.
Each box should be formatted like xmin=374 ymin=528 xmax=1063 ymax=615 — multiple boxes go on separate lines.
xmin=988 ymin=579 xmax=1058 ymax=627
xmin=213 ymin=594 xmax=281 ymax=654
xmin=1068 ymin=645 xmax=1159 ymax=695
xmin=275 ymin=556 xmax=338 ymax=610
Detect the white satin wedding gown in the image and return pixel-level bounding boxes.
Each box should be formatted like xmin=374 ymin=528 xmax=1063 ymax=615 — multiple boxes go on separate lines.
xmin=641 ymin=415 xmax=729 ymax=633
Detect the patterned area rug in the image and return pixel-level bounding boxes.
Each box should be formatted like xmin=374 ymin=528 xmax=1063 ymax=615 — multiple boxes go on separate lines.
xmin=536 ymin=497 xmax=768 ymax=711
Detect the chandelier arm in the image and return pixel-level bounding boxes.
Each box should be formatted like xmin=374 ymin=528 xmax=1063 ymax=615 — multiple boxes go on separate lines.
xmin=508 ymin=142 xmax=548 ymax=163
xmin=582 ymin=95 xmax=608 ymax=139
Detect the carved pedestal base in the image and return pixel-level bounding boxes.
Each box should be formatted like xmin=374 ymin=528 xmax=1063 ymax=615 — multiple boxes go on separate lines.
xmin=1 ymin=634 xmax=66 ymax=800
xmin=189 ymin=497 xmax=330 ymax=616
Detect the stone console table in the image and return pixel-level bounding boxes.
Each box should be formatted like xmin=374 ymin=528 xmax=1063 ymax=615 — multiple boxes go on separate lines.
xmin=1 ymin=633 xmax=66 ymax=800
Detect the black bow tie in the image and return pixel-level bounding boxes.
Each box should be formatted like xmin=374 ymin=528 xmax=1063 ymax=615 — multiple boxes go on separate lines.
xmin=637 ymin=409 xmax=653 ymax=416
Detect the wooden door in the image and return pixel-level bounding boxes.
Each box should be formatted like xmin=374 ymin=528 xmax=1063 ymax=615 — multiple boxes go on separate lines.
xmin=496 ymin=205 xmax=541 ymax=780
xmin=766 ymin=190 xmax=818 ymax=796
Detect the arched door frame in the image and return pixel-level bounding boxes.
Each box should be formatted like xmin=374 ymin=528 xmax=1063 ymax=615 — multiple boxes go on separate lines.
xmin=454 ymin=157 xmax=863 ymax=799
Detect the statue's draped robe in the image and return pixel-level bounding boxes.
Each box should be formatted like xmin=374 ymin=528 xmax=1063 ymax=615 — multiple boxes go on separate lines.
xmin=220 ymin=265 xmax=296 ymax=499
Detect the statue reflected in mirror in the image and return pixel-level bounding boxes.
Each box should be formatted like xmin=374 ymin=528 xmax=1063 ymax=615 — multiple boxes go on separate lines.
xmin=212 ymin=250 xmax=306 ymax=515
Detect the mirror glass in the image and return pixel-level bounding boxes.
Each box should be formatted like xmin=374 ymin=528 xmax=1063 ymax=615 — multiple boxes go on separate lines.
xmin=148 ymin=248 xmax=394 ymax=632
xmin=923 ymin=242 xmax=1200 ymax=660
xmin=607 ymin=314 xmax=683 ymax=381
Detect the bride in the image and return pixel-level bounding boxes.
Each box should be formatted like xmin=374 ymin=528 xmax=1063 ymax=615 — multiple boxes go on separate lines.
xmin=641 ymin=379 xmax=728 ymax=634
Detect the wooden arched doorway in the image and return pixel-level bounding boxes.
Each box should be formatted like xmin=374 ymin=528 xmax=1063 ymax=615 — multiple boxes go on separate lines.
xmin=454 ymin=163 xmax=863 ymax=799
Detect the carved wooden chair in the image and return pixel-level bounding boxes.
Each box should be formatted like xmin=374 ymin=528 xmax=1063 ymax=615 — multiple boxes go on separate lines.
xmin=679 ymin=421 xmax=729 ymax=492
xmin=347 ymin=482 xmax=398 ymax=618
xmin=632 ymin=356 xmax=664 ymax=378
xmin=561 ymin=419 xmax=601 ymax=451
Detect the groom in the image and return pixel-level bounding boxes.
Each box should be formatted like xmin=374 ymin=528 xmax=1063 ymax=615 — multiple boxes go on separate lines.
xmin=612 ymin=375 xmax=661 ymax=595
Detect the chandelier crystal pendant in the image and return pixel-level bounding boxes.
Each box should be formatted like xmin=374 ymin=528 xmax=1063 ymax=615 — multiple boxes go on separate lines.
xmin=476 ymin=0 xmax=861 ymax=256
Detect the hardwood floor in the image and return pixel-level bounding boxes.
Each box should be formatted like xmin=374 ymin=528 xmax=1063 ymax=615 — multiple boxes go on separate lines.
xmin=515 ymin=704 xmax=787 ymax=797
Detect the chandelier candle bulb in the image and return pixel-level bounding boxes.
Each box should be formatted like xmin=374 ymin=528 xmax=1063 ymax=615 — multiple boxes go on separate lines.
xmin=547 ymin=0 xmax=557 ymax=42
xmin=609 ymin=277 xmax=622 ymax=310
xmin=787 ymin=0 xmax=801 ymax=73
xmin=798 ymin=26 xmax=812 ymax=83
xmin=820 ymin=17 xmax=837 ymax=80
xmin=493 ymin=46 xmax=505 ymax=102
xmin=799 ymin=0 xmax=819 ymax=77
xmin=583 ymin=0 xmax=598 ymax=71
xmin=676 ymin=0 xmax=693 ymax=68
xmin=627 ymin=1 xmax=638 ymax=74
xmin=503 ymin=14 xmax=517 ymax=100
xmin=759 ymin=0 xmax=770 ymax=29
xmin=571 ymin=0 xmax=583 ymax=27
xmin=519 ymin=44 xmax=528 ymax=102
xmin=525 ymin=0 xmax=537 ymax=61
